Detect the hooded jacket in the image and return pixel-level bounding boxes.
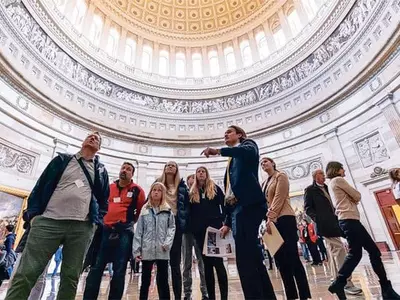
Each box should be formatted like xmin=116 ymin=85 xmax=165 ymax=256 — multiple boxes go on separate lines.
xmin=132 ymin=202 xmax=176 ymax=261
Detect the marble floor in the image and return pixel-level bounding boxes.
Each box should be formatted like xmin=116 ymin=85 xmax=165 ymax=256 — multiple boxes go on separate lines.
xmin=1 ymin=252 xmax=400 ymax=299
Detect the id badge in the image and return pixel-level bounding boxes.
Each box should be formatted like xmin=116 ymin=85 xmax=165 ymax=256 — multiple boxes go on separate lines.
xmin=114 ymin=197 xmax=121 ymax=203
xmin=127 ymin=192 xmax=133 ymax=197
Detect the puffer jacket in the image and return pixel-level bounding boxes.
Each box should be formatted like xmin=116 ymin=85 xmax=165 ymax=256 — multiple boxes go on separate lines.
xmin=132 ymin=203 xmax=176 ymax=261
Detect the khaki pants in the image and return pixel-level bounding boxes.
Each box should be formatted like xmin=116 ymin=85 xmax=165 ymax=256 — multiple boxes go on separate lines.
xmin=325 ymin=237 xmax=352 ymax=284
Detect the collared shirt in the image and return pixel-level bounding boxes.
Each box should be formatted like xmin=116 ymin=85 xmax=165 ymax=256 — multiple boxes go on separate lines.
xmin=43 ymin=152 xmax=95 ymax=221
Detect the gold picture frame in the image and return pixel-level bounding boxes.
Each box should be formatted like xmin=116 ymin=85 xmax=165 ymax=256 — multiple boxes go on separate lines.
xmin=0 ymin=185 xmax=29 ymax=247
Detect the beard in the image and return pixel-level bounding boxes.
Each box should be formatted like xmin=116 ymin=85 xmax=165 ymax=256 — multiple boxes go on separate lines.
xmin=119 ymin=173 xmax=127 ymax=180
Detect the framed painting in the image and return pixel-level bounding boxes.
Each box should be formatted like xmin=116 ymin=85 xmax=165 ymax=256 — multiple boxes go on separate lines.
xmin=0 ymin=185 xmax=29 ymax=247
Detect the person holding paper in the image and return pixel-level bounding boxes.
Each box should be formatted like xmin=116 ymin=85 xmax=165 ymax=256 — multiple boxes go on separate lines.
xmin=201 ymin=125 xmax=276 ymax=300
xmin=389 ymin=168 xmax=400 ymax=203
xmin=261 ymin=157 xmax=311 ymax=300
xmin=189 ymin=166 xmax=228 ymax=300
xmin=326 ymin=161 xmax=400 ymax=300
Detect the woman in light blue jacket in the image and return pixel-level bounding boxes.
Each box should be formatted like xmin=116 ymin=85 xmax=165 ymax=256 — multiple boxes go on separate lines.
xmin=133 ymin=182 xmax=176 ymax=300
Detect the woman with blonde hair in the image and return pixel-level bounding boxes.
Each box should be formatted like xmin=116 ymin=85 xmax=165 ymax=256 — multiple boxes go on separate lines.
xmin=326 ymin=161 xmax=400 ymax=300
xmin=189 ymin=166 xmax=228 ymax=300
xmin=132 ymin=182 xmax=176 ymax=300
xmin=157 ymin=161 xmax=189 ymax=299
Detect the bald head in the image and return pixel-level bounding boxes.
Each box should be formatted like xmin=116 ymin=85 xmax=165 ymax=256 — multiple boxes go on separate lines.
xmin=312 ymin=169 xmax=326 ymax=185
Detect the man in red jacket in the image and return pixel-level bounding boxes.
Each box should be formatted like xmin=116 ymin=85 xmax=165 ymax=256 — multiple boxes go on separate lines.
xmin=84 ymin=162 xmax=145 ymax=300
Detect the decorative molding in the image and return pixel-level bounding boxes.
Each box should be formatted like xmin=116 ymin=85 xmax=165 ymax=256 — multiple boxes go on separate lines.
xmin=0 ymin=139 xmax=37 ymax=175
xmin=354 ymin=131 xmax=389 ymax=168
xmin=1 ymin=0 xmax=378 ymax=114
xmin=281 ymin=157 xmax=323 ymax=180
xmin=370 ymin=166 xmax=388 ymax=178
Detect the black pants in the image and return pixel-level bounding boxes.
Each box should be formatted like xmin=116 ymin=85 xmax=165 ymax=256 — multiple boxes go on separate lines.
xmin=140 ymin=260 xmax=170 ymax=300
xmin=231 ymin=203 xmax=276 ymax=299
xmin=275 ymin=216 xmax=311 ymax=299
xmin=337 ymin=219 xmax=387 ymax=284
xmin=193 ymin=230 xmax=228 ymax=300
xmin=84 ymin=228 xmax=132 ymax=300
xmin=317 ymin=236 xmax=328 ymax=261
xmin=170 ymin=218 xmax=182 ymax=299
xmin=306 ymin=240 xmax=322 ymax=264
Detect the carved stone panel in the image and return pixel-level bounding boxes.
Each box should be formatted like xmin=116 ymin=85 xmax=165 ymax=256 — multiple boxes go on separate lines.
xmin=355 ymin=132 xmax=389 ymax=168
xmin=0 ymin=140 xmax=36 ymax=176
xmin=281 ymin=158 xmax=324 ymax=180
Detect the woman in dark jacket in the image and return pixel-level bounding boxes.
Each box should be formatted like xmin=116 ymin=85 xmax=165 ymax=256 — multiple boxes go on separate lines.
xmin=157 ymin=161 xmax=190 ymax=300
xmin=189 ymin=166 xmax=228 ymax=300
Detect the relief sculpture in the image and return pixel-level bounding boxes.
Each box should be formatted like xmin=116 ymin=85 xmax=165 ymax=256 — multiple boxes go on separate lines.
xmin=3 ymin=0 xmax=377 ymax=113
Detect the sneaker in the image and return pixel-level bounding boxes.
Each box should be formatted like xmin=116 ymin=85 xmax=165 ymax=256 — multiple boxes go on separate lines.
xmin=344 ymin=285 xmax=363 ymax=295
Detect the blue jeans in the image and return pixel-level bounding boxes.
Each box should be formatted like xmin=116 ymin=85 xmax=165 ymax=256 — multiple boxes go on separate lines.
xmin=300 ymin=242 xmax=310 ymax=261
xmin=83 ymin=227 xmax=133 ymax=300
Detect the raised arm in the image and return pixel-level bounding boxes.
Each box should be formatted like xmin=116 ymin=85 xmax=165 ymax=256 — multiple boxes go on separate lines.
xmin=220 ymin=139 xmax=257 ymax=159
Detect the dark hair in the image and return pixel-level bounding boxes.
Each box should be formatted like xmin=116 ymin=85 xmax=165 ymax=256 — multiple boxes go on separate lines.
xmin=186 ymin=174 xmax=195 ymax=182
xmin=228 ymin=125 xmax=247 ymax=142
xmin=326 ymin=161 xmax=344 ymax=179
xmin=389 ymin=168 xmax=400 ymax=182
xmin=122 ymin=162 xmax=135 ymax=173
xmin=6 ymin=224 xmax=14 ymax=232
xmin=261 ymin=157 xmax=277 ymax=171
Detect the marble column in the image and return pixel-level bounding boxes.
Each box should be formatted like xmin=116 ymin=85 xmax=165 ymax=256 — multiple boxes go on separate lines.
xmin=186 ymin=48 xmax=193 ymax=77
xmin=232 ymin=37 xmax=244 ymax=69
xmin=134 ymin=36 xmax=144 ymax=69
xmin=202 ymin=47 xmax=210 ymax=77
xmin=262 ymin=23 xmax=277 ymax=54
xmin=375 ymin=93 xmax=400 ymax=146
xmin=293 ymin=0 xmax=309 ymax=26
xmin=99 ymin=17 xmax=112 ymax=50
xmin=278 ymin=8 xmax=293 ymax=40
xmin=118 ymin=27 xmax=128 ymax=60
xmin=170 ymin=45 xmax=176 ymax=76
xmin=137 ymin=161 xmax=149 ymax=189
xmin=64 ymin=0 xmax=78 ymax=21
xmin=81 ymin=0 xmax=96 ymax=37
xmin=324 ymin=128 xmax=374 ymax=237
xmin=217 ymin=43 xmax=227 ymax=74
xmin=247 ymin=30 xmax=260 ymax=62
xmin=152 ymin=42 xmax=160 ymax=74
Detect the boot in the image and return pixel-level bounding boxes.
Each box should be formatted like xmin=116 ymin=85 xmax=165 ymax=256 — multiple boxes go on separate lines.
xmin=328 ymin=279 xmax=347 ymax=300
xmin=381 ymin=280 xmax=400 ymax=299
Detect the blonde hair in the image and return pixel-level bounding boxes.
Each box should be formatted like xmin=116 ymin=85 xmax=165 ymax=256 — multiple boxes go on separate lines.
xmin=158 ymin=161 xmax=181 ymax=194
xmin=190 ymin=166 xmax=217 ymax=203
xmin=146 ymin=182 xmax=168 ymax=210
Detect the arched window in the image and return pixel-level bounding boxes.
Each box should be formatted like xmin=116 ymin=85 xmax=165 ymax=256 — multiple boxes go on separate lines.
xmin=273 ymin=26 xmax=286 ymax=49
xmin=142 ymin=45 xmax=152 ymax=72
xmin=302 ymin=0 xmax=318 ymax=19
xmin=88 ymin=14 xmax=103 ymax=46
xmin=176 ymin=52 xmax=186 ymax=78
xmin=192 ymin=53 xmax=203 ymax=78
xmin=106 ymin=27 xmax=119 ymax=56
xmin=124 ymin=38 xmax=136 ymax=65
xmin=208 ymin=50 xmax=219 ymax=77
xmin=70 ymin=0 xmax=87 ymax=30
xmin=256 ymin=31 xmax=269 ymax=59
xmin=224 ymin=47 xmax=236 ymax=73
xmin=159 ymin=50 xmax=169 ymax=76
xmin=287 ymin=9 xmax=302 ymax=36
xmin=240 ymin=40 xmax=252 ymax=67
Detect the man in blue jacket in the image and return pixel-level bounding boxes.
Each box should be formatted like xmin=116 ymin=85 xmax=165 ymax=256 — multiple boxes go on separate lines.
xmin=201 ymin=125 xmax=276 ymax=299
xmin=6 ymin=132 xmax=110 ymax=300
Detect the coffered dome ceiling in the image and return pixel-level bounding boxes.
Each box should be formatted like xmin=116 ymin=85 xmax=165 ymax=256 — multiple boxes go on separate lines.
xmin=111 ymin=0 xmax=268 ymax=36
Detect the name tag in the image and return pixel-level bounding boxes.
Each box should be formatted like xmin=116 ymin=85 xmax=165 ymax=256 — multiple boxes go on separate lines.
xmin=127 ymin=192 xmax=133 ymax=197
xmin=75 ymin=179 xmax=84 ymax=188
xmin=113 ymin=197 xmax=121 ymax=203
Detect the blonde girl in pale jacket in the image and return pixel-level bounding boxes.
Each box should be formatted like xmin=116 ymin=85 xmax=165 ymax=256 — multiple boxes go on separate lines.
xmin=132 ymin=182 xmax=176 ymax=300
